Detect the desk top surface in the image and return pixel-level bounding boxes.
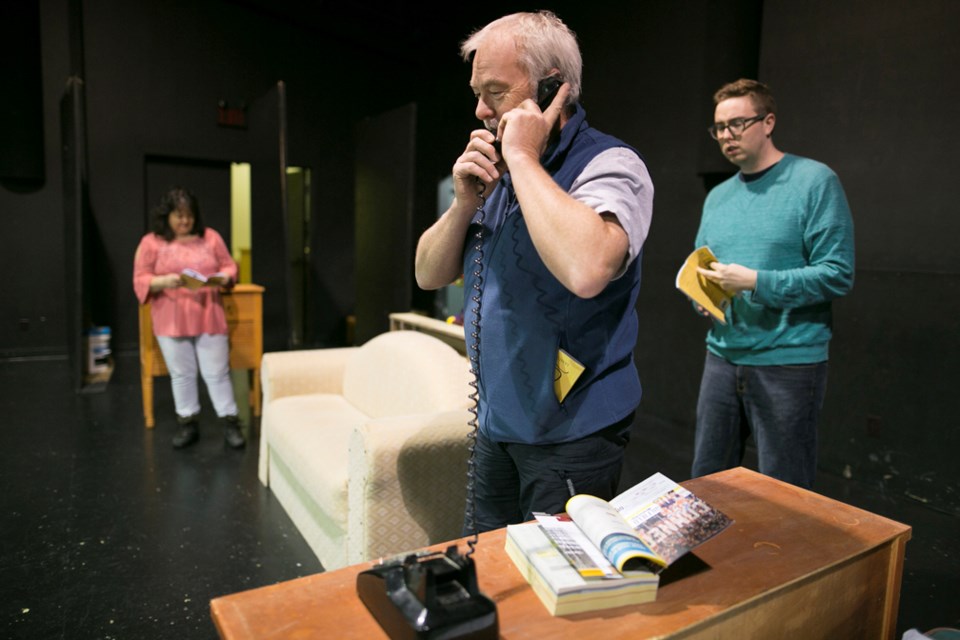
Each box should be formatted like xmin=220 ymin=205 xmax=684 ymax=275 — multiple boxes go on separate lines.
xmin=210 ymin=467 xmax=911 ymax=639
xmin=224 ymin=283 xmax=264 ymax=294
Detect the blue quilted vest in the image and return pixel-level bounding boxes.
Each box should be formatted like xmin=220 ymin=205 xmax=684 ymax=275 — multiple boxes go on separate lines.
xmin=461 ymin=104 xmax=645 ymax=444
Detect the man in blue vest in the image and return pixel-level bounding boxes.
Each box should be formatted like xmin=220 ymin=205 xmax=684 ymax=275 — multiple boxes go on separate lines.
xmin=691 ymin=78 xmax=855 ymax=489
xmin=415 ymin=11 xmax=653 ymax=533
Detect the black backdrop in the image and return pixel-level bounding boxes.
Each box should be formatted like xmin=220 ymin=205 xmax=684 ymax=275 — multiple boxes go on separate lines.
xmin=0 ymin=1 xmax=45 ymax=189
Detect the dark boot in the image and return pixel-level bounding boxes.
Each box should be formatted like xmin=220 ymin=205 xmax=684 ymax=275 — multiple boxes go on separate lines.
xmin=223 ymin=415 xmax=245 ymax=449
xmin=172 ymin=414 xmax=200 ymax=449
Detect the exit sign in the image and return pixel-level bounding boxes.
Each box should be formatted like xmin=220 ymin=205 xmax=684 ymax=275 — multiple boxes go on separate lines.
xmin=217 ymin=100 xmax=247 ymax=129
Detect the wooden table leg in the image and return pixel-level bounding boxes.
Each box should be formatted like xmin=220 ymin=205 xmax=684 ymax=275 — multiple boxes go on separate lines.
xmin=252 ymin=368 xmax=261 ymax=417
xmin=141 ymin=368 xmax=154 ymax=428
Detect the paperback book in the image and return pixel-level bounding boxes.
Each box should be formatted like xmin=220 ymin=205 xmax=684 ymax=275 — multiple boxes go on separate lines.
xmin=505 ymin=472 xmax=732 ymax=615
xmin=180 ymin=268 xmax=229 ymax=290
xmin=504 ymin=522 xmax=658 ymax=616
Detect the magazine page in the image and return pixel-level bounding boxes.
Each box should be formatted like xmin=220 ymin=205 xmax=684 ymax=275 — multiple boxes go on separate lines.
xmin=181 ymin=268 xmax=209 ymax=289
xmin=533 ymin=513 xmax=619 ymax=578
xmin=610 ymin=473 xmax=733 ymax=566
xmin=565 ymin=494 xmax=667 ymax=573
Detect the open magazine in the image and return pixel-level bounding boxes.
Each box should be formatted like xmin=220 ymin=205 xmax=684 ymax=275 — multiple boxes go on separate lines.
xmin=180 ymin=268 xmax=229 ymax=289
xmin=536 ymin=472 xmax=733 ymax=576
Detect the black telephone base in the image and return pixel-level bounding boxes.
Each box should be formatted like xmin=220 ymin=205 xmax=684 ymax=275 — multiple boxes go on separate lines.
xmin=356 ymin=545 xmax=498 ymax=640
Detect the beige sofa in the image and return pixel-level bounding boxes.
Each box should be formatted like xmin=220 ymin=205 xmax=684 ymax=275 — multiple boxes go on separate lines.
xmin=257 ymin=330 xmax=474 ymax=571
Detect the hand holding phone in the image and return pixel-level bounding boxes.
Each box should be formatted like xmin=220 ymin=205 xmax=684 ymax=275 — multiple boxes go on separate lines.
xmin=492 ymin=74 xmax=565 ymax=154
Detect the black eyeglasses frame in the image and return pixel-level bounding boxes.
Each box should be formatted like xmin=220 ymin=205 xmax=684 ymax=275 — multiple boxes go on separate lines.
xmin=707 ymin=114 xmax=766 ymax=140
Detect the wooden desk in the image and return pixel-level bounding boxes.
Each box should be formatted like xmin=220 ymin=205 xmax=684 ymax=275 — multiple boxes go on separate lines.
xmin=210 ymin=467 xmax=911 ymax=639
xmin=138 ymin=284 xmax=264 ymax=428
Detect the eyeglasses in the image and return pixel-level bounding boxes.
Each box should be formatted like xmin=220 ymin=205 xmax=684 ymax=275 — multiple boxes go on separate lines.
xmin=707 ymin=114 xmax=765 ymax=140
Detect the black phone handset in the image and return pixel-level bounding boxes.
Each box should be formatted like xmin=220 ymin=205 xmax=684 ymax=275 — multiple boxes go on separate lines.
xmin=535 ymin=74 xmax=563 ymax=111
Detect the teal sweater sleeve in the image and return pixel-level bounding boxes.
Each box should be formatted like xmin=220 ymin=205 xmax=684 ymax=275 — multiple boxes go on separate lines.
xmin=752 ymin=169 xmax=855 ymax=308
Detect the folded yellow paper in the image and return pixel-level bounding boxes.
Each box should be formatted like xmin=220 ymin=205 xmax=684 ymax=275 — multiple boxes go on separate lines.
xmin=554 ymin=349 xmax=585 ymax=403
xmin=675 ymin=246 xmax=734 ymax=324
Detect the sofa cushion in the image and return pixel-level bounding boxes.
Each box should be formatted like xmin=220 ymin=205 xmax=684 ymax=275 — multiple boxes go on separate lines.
xmin=342 ymin=331 xmax=472 ymax=419
xmin=267 ymin=394 xmax=369 ymax=524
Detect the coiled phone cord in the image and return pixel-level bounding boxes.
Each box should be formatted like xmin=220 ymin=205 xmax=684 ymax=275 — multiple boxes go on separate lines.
xmin=464 ymin=179 xmax=487 ymax=559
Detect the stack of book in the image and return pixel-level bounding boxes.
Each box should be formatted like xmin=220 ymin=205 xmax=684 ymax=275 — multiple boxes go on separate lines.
xmin=504 ymin=472 xmax=733 ymax=616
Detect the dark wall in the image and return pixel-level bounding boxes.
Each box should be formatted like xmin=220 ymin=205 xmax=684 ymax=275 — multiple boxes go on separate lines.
xmin=2 ymin=1 xmax=958 ymax=512
xmin=758 ymin=1 xmax=960 ymax=510
xmin=0 ymin=2 xmax=46 ymax=187
xmin=0 ymin=0 xmax=72 ymax=358
xmin=355 ymin=103 xmax=416 ymax=344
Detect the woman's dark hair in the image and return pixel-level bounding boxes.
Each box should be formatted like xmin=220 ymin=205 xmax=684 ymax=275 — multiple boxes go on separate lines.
xmin=150 ymin=187 xmax=207 ymax=241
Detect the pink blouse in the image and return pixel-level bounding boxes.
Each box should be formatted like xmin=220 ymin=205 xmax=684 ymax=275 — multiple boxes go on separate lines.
xmin=133 ymin=229 xmax=239 ymax=337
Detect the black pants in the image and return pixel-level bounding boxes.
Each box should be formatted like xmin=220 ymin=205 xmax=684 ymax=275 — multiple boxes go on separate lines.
xmin=464 ymin=413 xmax=633 ymax=535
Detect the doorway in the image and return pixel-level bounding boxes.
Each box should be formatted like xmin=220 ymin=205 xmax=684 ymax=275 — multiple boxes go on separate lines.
xmin=230 ymin=162 xmax=252 ymax=283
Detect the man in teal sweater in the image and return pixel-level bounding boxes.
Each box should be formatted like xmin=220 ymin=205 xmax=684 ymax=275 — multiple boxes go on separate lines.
xmin=691 ymin=78 xmax=855 ymax=489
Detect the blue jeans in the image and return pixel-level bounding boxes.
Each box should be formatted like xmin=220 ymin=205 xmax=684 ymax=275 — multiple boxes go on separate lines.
xmin=465 ymin=414 xmax=632 ymax=535
xmin=691 ymin=352 xmax=828 ymax=489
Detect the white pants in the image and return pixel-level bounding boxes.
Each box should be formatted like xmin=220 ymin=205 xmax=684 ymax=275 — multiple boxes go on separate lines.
xmin=156 ymin=334 xmax=238 ymax=419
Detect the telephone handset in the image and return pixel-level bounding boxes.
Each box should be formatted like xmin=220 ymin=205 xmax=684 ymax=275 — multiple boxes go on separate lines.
xmin=535 ymin=74 xmax=563 ymax=111
xmin=491 ymin=74 xmax=564 ymax=154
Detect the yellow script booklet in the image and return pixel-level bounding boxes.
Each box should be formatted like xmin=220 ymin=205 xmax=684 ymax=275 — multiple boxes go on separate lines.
xmin=554 ymin=349 xmax=585 ymax=403
xmin=675 ymin=246 xmax=734 ymax=324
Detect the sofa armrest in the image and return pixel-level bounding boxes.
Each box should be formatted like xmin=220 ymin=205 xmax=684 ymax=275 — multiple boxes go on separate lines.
xmin=346 ymin=410 xmax=473 ymax=564
xmin=259 ymin=347 xmax=358 ymax=488
xmin=261 ymin=347 xmax=357 ymax=403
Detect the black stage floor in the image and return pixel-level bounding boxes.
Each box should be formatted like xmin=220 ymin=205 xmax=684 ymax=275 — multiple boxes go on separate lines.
xmin=1 ymin=353 xmax=957 ymax=639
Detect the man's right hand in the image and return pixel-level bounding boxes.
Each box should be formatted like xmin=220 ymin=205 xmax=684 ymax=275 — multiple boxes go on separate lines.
xmin=451 ymin=129 xmax=504 ymax=210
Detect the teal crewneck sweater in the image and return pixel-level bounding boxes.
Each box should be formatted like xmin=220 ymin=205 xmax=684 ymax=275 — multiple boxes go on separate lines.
xmin=695 ymin=153 xmax=855 ymax=365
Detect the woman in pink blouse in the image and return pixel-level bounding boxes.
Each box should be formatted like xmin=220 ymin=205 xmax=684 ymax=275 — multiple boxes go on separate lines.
xmin=133 ymin=187 xmax=245 ymax=450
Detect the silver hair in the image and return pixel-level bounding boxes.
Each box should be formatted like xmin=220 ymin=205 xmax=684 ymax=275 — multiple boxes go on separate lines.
xmin=460 ymin=10 xmax=583 ymax=105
